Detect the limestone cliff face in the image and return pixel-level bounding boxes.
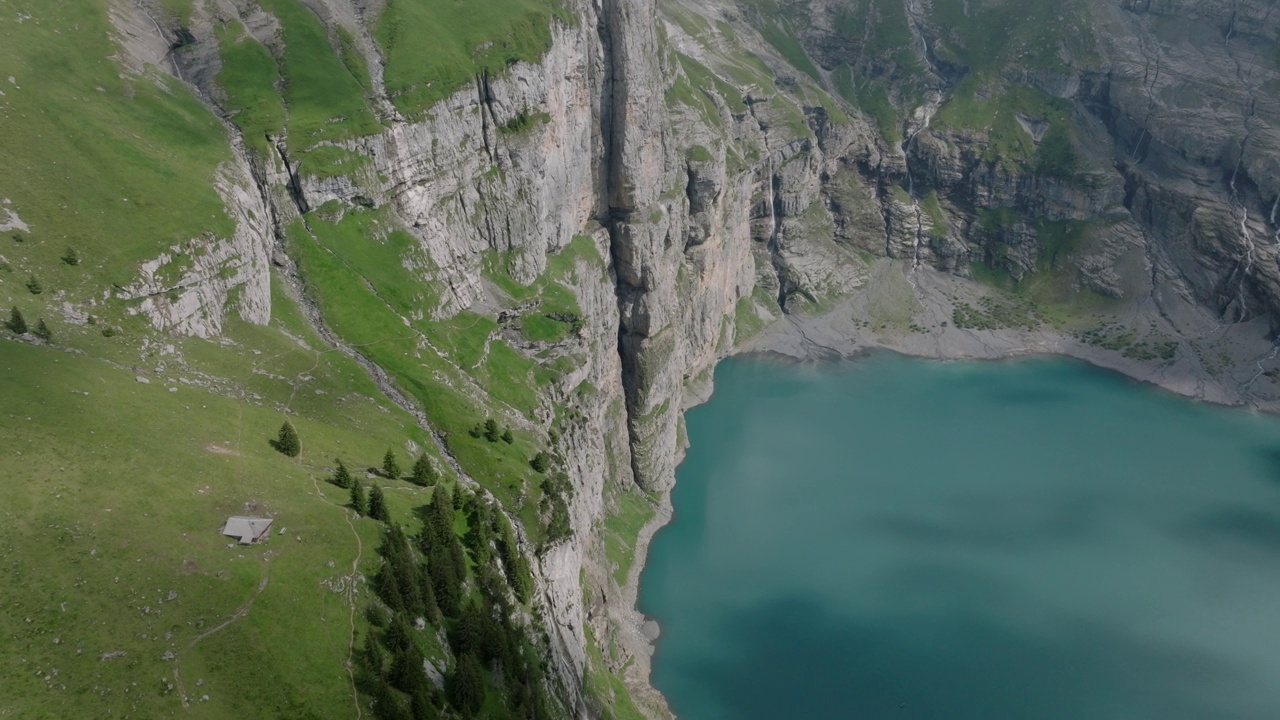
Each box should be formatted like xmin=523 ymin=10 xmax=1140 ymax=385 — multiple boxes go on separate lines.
xmin=767 ymin=0 xmax=1280 ymax=323
xmin=114 ymin=0 xmax=1280 ymax=715
xmin=123 ymin=0 xmax=755 ymax=710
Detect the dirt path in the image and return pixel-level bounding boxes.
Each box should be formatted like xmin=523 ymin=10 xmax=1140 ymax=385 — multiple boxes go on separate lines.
xmin=171 ymin=557 xmax=271 ymax=709
xmin=309 ymin=474 xmax=365 ymax=719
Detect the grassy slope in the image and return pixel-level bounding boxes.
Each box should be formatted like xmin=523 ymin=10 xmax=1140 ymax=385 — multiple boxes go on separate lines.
xmin=214 ymin=21 xmax=287 ymax=156
xmin=0 ymin=274 xmax=441 ymax=718
xmin=0 ymin=1 xmax=642 ymax=717
xmin=0 ymin=2 xmax=452 ymax=692
xmin=287 ymin=215 xmax=555 ymax=536
xmin=0 ymin=0 xmax=233 ymax=280
xmin=374 ymin=0 xmax=569 ymax=117
xmin=256 ymin=0 xmax=382 ymax=150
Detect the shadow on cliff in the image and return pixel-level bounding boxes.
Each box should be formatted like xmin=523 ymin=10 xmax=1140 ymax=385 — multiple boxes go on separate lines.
xmin=660 ymin=595 xmax=1267 ymax=720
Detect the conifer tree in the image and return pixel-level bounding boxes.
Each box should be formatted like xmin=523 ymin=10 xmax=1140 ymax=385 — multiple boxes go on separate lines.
xmin=369 ymin=484 xmax=389 ymax=521
xmin=410 ymin=453 xmax=436 ymax=487
xmin=389 ymin=643 xmax=426 ymax=695
xmin=384 ymin=615 xmax=413 ymax=653
xmin=449 ymin=652 xmax=485 ymax=717
xmin=61 ymin=247 xmax=80 ymax=266
xmin=382 ymin=448 xmax=400 ymax=479
xmin=483 ymin=418 xmax=499 ymax=442
xmin=365 ymin=603 xmax=389 ymax=628
xmin=273 ymin=421 xmax=300 ymax=457
xmin=350 ymin=478 xmax=368 ymax=515
xmin=426 ymin=485 xmax=454 ymax=547
xmin=377 ymin=565 xmax=406 ymax=612
xmin=332 ymin=459 xmax=352 ymax=488
xmin=416 ymin=563 xmax=441 ymax=624
xmin=25 ymin=275 xmax=41 ymax=295
xmin=34 ymin=318 xmax=50 ymax=341
xmin=6 ymin=306 xmax=26 ymax=335
xmin=410 ymin=687 xmax=439 ymax=720
xmin=501 ymin=428 xmax=514 ymax=444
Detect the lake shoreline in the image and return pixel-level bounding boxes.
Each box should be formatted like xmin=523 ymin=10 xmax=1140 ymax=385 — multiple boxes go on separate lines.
xmin=636 ymin=345 xmax=1280 ymax=719
xmin=745 ymin=265 xmax=1280 ymax=414
xmin=618 ymin=263 xmax=1280 ymax=719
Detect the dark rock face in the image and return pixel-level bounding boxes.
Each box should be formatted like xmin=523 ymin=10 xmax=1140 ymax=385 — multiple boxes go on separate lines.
xmin=751 ymin=0 xmax=1280 ymax=323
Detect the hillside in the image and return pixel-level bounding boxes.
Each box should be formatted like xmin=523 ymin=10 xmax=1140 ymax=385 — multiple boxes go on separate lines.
xmin=3 ymin=0 xmax=1280 ymax=718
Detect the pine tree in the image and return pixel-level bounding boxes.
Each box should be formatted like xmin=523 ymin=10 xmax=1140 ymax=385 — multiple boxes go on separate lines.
xmin=416 ymin=563 xmax=441 ymax=624
xmin=501 ymin=428 xmax=514 ymax=444
xmin=273 ymin=421 xmax=300 ymax=457
xmin=33 ymin=319 xmax=50 ymax=341
xmin=382 ymin=448 xmax=401 ymax=479
xmin=448 ymin=652 xmax=485 ymax=717
xmin=482 ymin=418 xmax=500 ymax=442
xmin=61 ymin=247 xmax=80 ymax=266
xmin=410 ymin=686 xmax=439 ymax=720
xmin=6 ymin=306 xmax=26 ymax=335
xmin=25 ymin=275 xmax=41 ymax=295
xmin=384 ymin=615 xmax=413 ymax=653
xmin=350 ymin=478 xmax=368 ymax=515
xmin=389 ymin=643 xmax=426 ymax=695
xmin=421 ymin=486 xmax=465 ymax=617
xmin=410 ymin=453 xmax=436 ymax=487
xmin=426 ymin=485 xmax=453 ymax=547
xmin=365 ymin=603 xmax=389 ymax=628
xmin=332 ymin=459 xmax=352 ymax=488
xmin=369 ymin=484 xmax=389 ymax=521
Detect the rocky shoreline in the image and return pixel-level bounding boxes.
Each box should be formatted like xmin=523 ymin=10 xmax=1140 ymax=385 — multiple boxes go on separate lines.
xmin=750 ymin=264 xmax=1280 ymax=413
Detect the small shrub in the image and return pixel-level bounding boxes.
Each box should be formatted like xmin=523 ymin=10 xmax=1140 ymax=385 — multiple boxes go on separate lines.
xmin=61 ymin=247 xmax=80 ymax=266
xmin=530 ymin=451 xmax=549 ymax=474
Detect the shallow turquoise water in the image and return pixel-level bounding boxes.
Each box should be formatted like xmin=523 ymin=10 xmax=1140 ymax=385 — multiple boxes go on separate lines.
xmin=639 ymin=354 xmax=1280 ymax=720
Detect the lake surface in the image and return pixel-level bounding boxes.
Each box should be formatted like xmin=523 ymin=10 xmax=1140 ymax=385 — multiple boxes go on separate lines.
xmin=639 ymin=354 xmax=1280 ymax=720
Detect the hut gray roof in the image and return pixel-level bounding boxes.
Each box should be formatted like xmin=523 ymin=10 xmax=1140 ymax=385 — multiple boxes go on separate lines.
xmin=221 ymin=516 xmax=273 ymax=544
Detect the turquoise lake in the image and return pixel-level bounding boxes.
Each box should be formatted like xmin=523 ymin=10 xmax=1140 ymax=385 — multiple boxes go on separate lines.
xmin=639 ymin=354 xmax=1280 ymax=720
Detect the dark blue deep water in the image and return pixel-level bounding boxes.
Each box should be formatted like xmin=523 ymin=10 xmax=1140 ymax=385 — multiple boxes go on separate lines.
xmin=639 ymin=354 xmax=1280 ymax=720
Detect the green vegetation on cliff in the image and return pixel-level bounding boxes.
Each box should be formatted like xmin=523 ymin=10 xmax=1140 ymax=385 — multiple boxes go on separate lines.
xmin=258 ymin=0 xmax=382 ymax=147
xmin=215 ymin=21 xmax=287 ymax=156
xmin=375 ymin=0 xmax=571 ymax=116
